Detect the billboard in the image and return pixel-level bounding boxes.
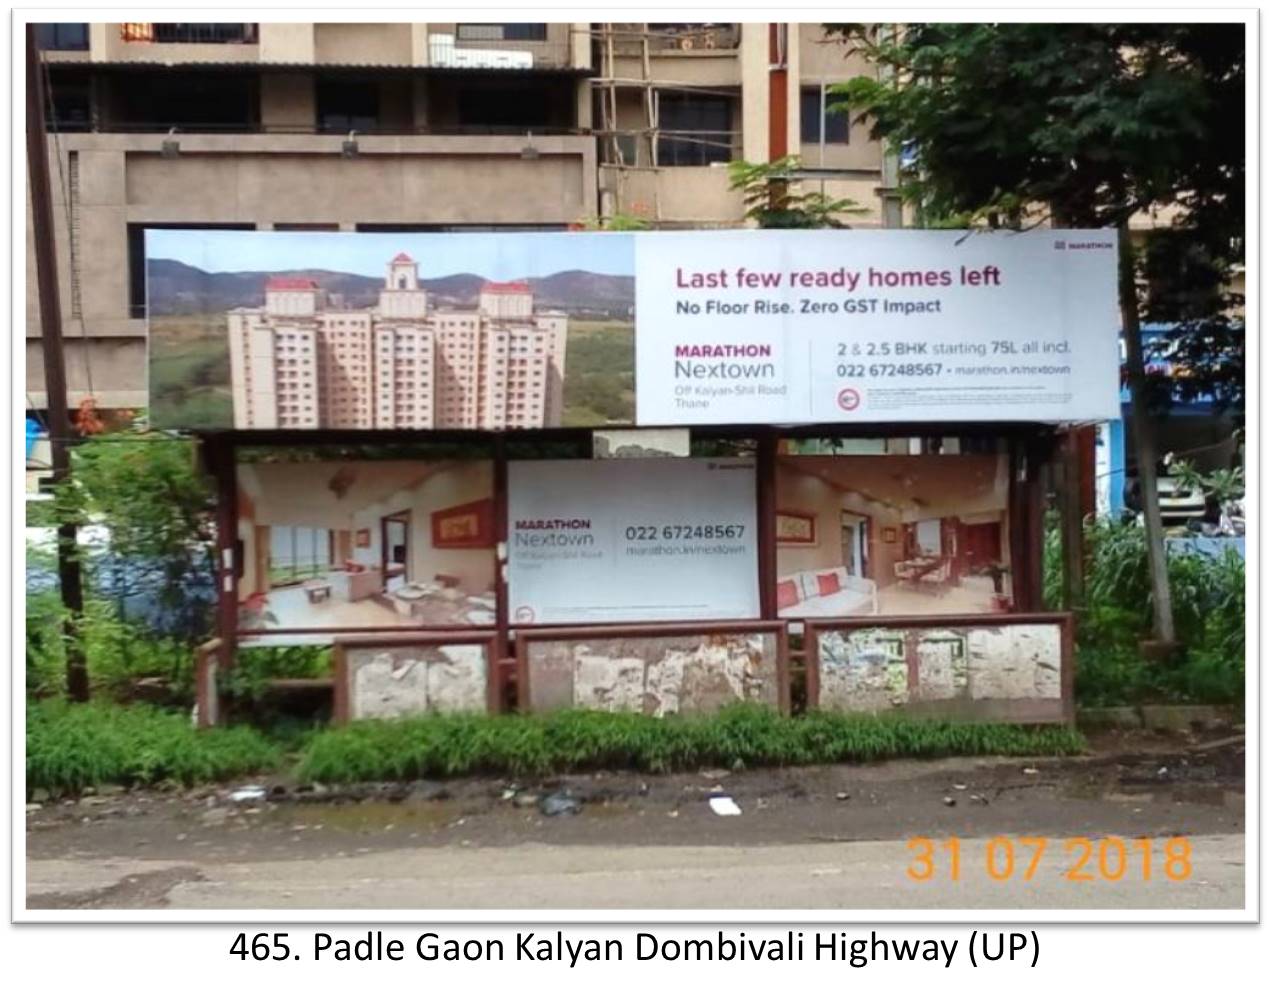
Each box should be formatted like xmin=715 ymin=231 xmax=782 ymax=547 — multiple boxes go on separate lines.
xmin=635 ymin=228 xmax=1120 ymax=424
xmin=507 ymin=458 xmax=760 ymax=624
xmin=147 ymin=230 xmax=635 ymax=431
xmin=146 ymin=228 xmax=1118 ymax=431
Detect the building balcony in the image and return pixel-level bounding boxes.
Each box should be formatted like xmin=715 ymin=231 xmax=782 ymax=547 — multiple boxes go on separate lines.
xmin=121 ymin=23 xmax=258 ymax=44
xmin=428 ymin=35 xmax=573 ymax=71
xmin=646 ymin=23 xmax=741 ymax=52
xmin=427 ymin=23 xmax=576 ymax=71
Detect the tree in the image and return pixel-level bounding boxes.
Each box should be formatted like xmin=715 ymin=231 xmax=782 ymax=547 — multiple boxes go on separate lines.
xmin=727 ymin=155 xmax=864 ymax=228
xmin=50 ymin=420 xmax=219 ymax=650
xmin=827 ymin=23 xmax=1244 ymax=646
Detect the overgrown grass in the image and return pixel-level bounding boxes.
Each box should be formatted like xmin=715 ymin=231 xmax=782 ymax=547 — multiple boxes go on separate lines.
xmin=297 ymin=705 xmax=1086 ymax=783
xmin=27 ymin=701 xmax=281 ymax=796
xmin=1045 ymin=515 xmax=1246 ymax=708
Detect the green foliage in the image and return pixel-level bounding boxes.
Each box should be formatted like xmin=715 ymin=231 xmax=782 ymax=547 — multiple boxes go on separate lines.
xmin=27 ymin=588 xmax=195 ymax=701
xmin=561 ymin=320 xmax=636 ymax=425
xmin=1168 ymin=458 xmax=1244 ymax=506
xmin=574 ymin=213 xmax=653 ymax=231
xmin=1043 ymin=516 xmax=1245 ymax=706
xmin=727 ymin=156 xmax=865 ymax=228
xmin=26 ymin=701 xmax=280 ymax=796
xmin=825 ymin=22 xmax=1244 ymax=414
xmin=827 ymin=24 xmax=1242 ymax=233
xmin=149 ymin=315 xmax=233 ymax=428
xmin=297 ymin=705 xmax=1085 ymax=783
xmin=49 ymin=422 xmax=218 ymax=648
xmin=26 ymin=589 xmax=70 ymax=698
xmin=221 ymin=645 xmax=332 ymax=700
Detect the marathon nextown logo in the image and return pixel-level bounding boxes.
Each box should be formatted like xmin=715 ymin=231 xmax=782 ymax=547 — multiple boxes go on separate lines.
xmin=673 ymin=343 xmax=777 ymax=380
xmin=514 ymin=518 xmax=595 ymax=548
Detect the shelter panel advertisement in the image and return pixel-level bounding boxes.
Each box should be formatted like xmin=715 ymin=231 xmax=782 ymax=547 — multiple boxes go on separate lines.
xmin=146 ymin=228 xmax=1119 ymax=432
xmin=236 ymin=458 xmax=496 ymax=643
xmin=775 ymin=450 xmax=1012 ymax=618
xmin=507 ymin=458 xmax=760 ymax=624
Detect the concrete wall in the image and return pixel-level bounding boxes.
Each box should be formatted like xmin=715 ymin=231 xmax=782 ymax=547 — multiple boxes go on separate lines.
xmin=258 ymin=24 xmax=316 ymax=64
xmin=314 ymin=23 xmax=412 ymax=65
xmin=600 ymin=164 xmax=745 ymax=226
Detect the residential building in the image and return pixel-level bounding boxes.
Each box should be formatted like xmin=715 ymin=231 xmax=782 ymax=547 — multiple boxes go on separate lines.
xmin=27 ymin=22 xmax=892 ymax=417
xmin=226 ymin=253 xmax=568 ymax=430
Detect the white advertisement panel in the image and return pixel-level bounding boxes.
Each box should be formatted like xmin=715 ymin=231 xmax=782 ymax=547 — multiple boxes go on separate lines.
xmin=507 ymin=458 xmax=759 ymax=624
xmin=635 ymin=228 xmax=1120 ymax=425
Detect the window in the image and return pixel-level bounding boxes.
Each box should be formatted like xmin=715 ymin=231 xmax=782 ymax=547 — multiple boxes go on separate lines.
xmin=316 ymin=78 xmax=379 ymax=134
xmin=35 ymin=23 xmax=89 ymax=50
xmin=800 ymin=85 xmax=849 ymax=145
xmin=456 ymin=24 xmax=547 ymax=42
xmin=656 ymin=92 xmax=735 ymax=166
xmin=269 ymin=526 xmax=333 ymax=586
xmin=122 ymin=23 xmax=257 ymax=44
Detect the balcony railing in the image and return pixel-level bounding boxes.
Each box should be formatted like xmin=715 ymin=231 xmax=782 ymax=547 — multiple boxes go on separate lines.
xmin=647 ymin=23 xmax=740 ymax=52
xmin=120 ymin=23 xmax=258 ymax=44
xmin=428 ymin=33 xmax=571 ymax=70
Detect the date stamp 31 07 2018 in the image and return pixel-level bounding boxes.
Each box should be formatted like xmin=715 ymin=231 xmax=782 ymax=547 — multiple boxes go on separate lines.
xmin=906 ymin=836 xmax=1193 ymax=884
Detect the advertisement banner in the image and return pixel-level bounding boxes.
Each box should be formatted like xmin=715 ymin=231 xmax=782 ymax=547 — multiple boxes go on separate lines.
xmin=235 ymin=458 xmax=496 ymax=645
xmin=635 ymin=228 xmax=1120 ymax=425
xmin=507 ymin=458 xmax=759 ymax=624
xmin=146 ymin=229 xmax=635 ymax=432
xmin=146 ymin=228 xmax=1118 ymax=431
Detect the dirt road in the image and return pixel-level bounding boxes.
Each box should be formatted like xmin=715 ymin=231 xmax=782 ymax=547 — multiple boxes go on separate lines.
xmin=25 ymin=731 xmax=1246 ymax=911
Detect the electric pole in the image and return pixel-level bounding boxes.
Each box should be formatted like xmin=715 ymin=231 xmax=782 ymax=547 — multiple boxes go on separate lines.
xmin=26 ymin=24 xmax=89 ymax=701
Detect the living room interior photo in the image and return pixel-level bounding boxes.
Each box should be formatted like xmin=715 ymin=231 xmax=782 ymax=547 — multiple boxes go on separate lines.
xmin=774 ymin=451 xmax=1013 ymax=617
xmin=236 ymin=459 xmax=497 ymax=636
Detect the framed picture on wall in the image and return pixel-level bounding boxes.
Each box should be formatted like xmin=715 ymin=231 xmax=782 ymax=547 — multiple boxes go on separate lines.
xmin=432 ymin=498 xmax=495 ymax=549
xmin=882 ymin=526 xmax=898 ymax=544
xmin=775 ymin=510 xmax=816 ymax=545
xmin=355 ymin=528 xmax=371 ymax=548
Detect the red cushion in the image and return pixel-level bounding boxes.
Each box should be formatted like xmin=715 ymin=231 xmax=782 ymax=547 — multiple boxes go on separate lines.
xmin=816 ymin=572 xmax=841 ymax=596
xmin=776 ymin=579 xmax=800 ymax=610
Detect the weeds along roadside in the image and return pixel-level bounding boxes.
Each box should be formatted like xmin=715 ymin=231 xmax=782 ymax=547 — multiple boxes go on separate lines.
xmin=27 ymin=702 xmax=1085 ymax=798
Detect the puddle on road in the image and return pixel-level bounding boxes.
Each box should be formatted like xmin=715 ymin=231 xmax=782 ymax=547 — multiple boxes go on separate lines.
xmin=1167 ymin=785 xmax=1234 ymax=806
xmin=1062 ymin=780 xmax=1236 ymax=807
xmin=246 ymin=797 xmax=635 ymax=833
xmin=257 ymin=800 xmax=466 ymax=833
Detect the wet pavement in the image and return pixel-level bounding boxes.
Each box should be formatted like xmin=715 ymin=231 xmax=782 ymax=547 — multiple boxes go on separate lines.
xmin=26 ymin=730 xmax=1244 ymax=869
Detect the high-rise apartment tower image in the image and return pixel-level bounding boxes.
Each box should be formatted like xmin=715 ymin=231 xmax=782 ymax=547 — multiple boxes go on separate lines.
xmin=227 ymin=254 xmax=568 ymax=430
